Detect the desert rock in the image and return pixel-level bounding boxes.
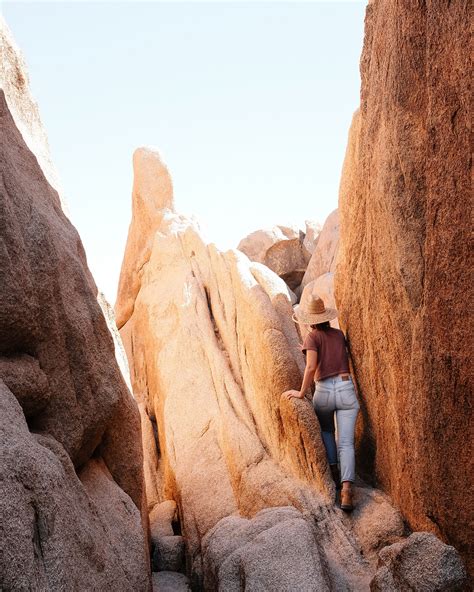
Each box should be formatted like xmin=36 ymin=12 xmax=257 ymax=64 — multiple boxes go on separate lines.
xmin=335 ymin=0 xmax=472 ymax=577
xmin=0 ymin=19 xmax=150 ymax=591
xmin=301 ymin=208 xmax=340 ymax=289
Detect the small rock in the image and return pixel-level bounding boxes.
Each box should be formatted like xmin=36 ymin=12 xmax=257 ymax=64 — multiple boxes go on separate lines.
xmin=152 ymin=571 xmax=191 ymax=592
xmin=150 ymin=500 xmax=178 ymax=540
xmin=152 ymin=535 xmax=185 ymax=572
xmin=370 ymin=532 xmax=468 ymax=591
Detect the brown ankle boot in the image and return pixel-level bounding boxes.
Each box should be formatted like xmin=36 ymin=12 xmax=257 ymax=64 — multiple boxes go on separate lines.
xmin=340 ymin=488 xmax=354 ymax=512
xmin=329 ymin=464 xmax=341 ymax=489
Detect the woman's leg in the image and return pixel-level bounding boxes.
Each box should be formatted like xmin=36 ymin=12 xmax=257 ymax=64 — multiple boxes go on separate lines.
xmin=335 ymin=406 xmax=359 ymax=485
xmin=313 ymin=398 xmax=337 ymax=465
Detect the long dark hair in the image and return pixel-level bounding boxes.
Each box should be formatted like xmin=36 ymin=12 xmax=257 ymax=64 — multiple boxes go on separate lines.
xmin=311 ymin=321 xmax=331 ymax=331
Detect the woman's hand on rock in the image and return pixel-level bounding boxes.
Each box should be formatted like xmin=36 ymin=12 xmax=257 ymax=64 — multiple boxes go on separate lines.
xmin=282 ymin=390 xmax=303 ymax=400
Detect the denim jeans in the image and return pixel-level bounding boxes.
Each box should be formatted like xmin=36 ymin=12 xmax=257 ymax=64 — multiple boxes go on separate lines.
xmin=312 ymin=375 xmax=360 ymax=483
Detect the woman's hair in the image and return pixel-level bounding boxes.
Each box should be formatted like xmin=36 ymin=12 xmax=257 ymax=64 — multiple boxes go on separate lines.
xmin=311 ymin=321 xmax=331 ymax=331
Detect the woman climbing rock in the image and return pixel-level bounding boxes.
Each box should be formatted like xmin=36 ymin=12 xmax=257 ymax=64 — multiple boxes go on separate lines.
xmin=283 ymin=294 xmax=359 ymax=511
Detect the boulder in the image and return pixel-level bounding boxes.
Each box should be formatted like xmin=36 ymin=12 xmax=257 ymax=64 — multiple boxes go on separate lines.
xmin=152 ymin=535 xmax=185 ymax=572
xmin=150 ymin=500 xmax=178 ymax=540
xmin=263 ymin=237 xmax=308 ymax=290
xmin=303 ymin=219 xmax=322 ymax=256
xmin=335 ymin=0 xmax=472 ymax=576
xmin=237 ymin=226 xmax=299 ymax=264
xmin=0 ymin=18 xmax=149 ymax=590
xmin=370 ymin=532 xmax=468 ymax=591
xmin=0 ymin=385 xmax=150 ymax=591
xmin=201 ymin=507 xmax=331 ymax=592
xmin=301 ymin=209 xmax=339 ymax=289
xmin=152 ymin=571 xmax=191 ymax=592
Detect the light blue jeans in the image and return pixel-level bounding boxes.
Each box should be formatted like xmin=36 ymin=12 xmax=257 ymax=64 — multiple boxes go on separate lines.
xmin=312 ymin=375 xmax=360 ymax=483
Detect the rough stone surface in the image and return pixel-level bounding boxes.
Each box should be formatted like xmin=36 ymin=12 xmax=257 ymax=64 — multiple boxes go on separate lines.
xmin=301 ymin=209 xmax=339 ymax=289
xmin=263 ymin=237 xmax=308 ymax=290
xmin=152 ymin=535 xmax=185 ymax=573
xmin=0 ymin=19 xmax=150 ymax=591
xmin=237 ymin=226 xmax=299 ymax=264
xmin=202 ymin=507 xmax=331 ymax=592
xmin=150 ymin=500 xmax=179 ymax=540
xmin=370 ymin=532 xmax=468 ymax=592
xmin=303 ymin=219 xmax=322 ymax=255
xmin=0 ymin=385 xmax=150 ymax=592
xmin=335 ymin=0 xmax=472 ymax=577
xmin=152 ymin=571 xmax=192 ymax=592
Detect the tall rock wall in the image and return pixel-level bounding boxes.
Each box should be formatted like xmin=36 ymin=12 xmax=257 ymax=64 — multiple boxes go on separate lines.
xmin=335 ymin=0 xmax=472 ymax=576
xmin=0 ymin=20 xmax=150 ymax=591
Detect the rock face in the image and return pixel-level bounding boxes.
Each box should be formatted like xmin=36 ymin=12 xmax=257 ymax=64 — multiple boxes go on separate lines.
xmin=237 ymin=225 xmax=300 ymax=264
xmin=238 ymin=225 xmax=314 ymax=293
xmin=116 ymin=148 xmax=466 ymax=590
xmin=335 ymin=0 xmax=472 ymax=578
xmin=370 ymin=532 xmax=468 ymax=592
xmin=0 ymin=19 xmax=150 ymax=591
xmin=301 ymin=209 xmax=339 ymax=290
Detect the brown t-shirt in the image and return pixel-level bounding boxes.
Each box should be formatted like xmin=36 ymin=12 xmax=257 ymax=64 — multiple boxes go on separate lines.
xmin=301 ymin=327 xmax=350 ymax=381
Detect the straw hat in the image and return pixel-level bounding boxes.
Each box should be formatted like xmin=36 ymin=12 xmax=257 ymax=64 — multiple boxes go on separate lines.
xmin=292 ymin=294 xmax=338 ymax=325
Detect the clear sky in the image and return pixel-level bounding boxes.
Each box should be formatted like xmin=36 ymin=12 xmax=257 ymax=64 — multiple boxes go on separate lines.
xmin=2 ymin=1 xmax=365 ymax=303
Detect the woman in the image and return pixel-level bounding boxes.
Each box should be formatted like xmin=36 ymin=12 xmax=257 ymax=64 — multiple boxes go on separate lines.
xmin=283 ymin=294 xmax=360 ymax=511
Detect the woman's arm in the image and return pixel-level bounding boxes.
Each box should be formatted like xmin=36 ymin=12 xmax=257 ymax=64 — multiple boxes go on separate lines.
xmin=283 ymin=350 xmax=318 ymax=400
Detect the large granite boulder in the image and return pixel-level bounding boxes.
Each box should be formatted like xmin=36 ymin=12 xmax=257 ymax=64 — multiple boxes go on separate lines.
xmin=301 ymin=208 xmax=340 ymax=290
xmin=335 ymin=0 xmax=472 ymax=578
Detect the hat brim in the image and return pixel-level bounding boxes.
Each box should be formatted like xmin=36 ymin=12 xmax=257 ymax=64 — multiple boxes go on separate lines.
xmin=292 ymin=306 xmax=338 ymax=325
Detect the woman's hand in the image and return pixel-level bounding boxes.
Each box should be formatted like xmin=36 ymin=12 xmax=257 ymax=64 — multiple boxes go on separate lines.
xmin=282 ymin=389 xmax=303 ymax=400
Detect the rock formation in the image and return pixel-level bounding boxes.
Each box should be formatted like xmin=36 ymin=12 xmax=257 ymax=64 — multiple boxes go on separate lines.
xmin=301 ymin=208 xmax=340 ymax=290
xmin=335 ymin=0 xmax=472 ymax=579
xmin=116 ymin=147 xmax=467 ymax=590
xmin=237 ymin=225 xmax=301 ymax=264
xmin=238 ymin=224 xmax=318 ymax=293
xmin=0 ymin=19 xmax=150 ymax=591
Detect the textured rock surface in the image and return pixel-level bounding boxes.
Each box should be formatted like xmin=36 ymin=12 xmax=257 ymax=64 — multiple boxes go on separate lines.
xmin=152 ymin=535 xmax=185 ymax=572
xmin=264 ymin=237 xmax=308 ymax=290
xmin=152 ymin=571 xmax=192 ymax=592
xmin=0 ymin=19 xmax=150 ymax=591
xmin=370 ymin=532 xmax=468 ymax=592
xmin=303 ymin=219 xmax=322 ymax=255
xmin=335 ymin=0 xmax=472 ymax=576
xmin=237 ymin=225 xmax=299 ymax=264
xmin=115 ymin=148 xmax=460 ymax=590
xmin=301 ymin=209 xmax=339 ymax=289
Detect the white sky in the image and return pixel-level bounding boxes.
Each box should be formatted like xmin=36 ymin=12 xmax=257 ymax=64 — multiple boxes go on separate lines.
xmin=3 ymin=1 xmax=365 ymax=303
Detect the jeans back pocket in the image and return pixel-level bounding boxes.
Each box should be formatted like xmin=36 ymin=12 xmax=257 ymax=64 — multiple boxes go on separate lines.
xmin=314 ymin=388 xmax=330 ymax=408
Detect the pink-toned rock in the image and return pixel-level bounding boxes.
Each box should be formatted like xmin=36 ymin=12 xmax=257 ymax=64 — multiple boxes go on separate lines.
xmin=0 ymin=384 xmax=150 ymax=591
xmin=263 ymin=237 xmax=308 ymax=290
xmin=370 ymin=532 xmax=468 ymax=591
xmin=301 ymin=209 xmax=340 ymax=289
xmin=115 ymin=147 xmax=174 ymax=329
xmin=237 ymin=226 xmax=299 ymax=264
xmin=335 ymin=0 xmax=472 ymax=577
xmin=303 ymin=219 xmax=322 ymax=256
xmin=0 ymin=19 xmax=149 ymax=591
